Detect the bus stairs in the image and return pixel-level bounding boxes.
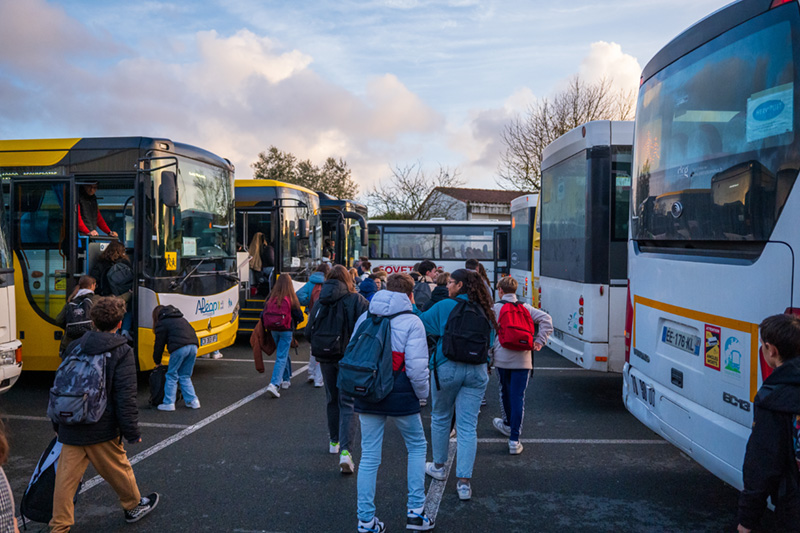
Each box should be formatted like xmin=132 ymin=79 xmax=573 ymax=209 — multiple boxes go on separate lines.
xmin=238 ymin=298 xmax=265 ymax=333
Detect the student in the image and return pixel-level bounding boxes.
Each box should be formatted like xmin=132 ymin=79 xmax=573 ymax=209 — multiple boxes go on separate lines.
xmin=422 ymin=272 xmax=450 ymax=312
xmin=358 ymin=274 xmax=380 ymax=302
xmin=248 ymin=232 xmax=274 ymax=296
xmin=297 ymin=263 xmax=331 ymax=388
xmin=263 ymin=274 xmax=304 ymax=399
xmin=90 ymin=241 xmax=132 ymax=298
xmin=306 ymin=265 xmax=368 ymax=474
xmin=152 ymin=305 xmax=201 ymax=411
xmin=77 ymin=182 xmax=118 ymax=238
xmin=372 ymin=268 xmax=388 ymax=288
xmin=413 ymin=260 xmax=437 ymax=309
xmin=50 ymin=297 xmax=158 ymax=532
xmin=415 ymin=269 xmax=495 ymax=501
xmin=737 ymin=314 xmax=800 ymax=533
xmin=465 ymin=258 xmax=492 ymax=300
xmin=0 ymin=420 xmax=18 ymax=533
xmin=491 ymin=276 xmax=553 ymax=454
xmin=349 ymin=268 xmax=360 ymax=287
xmin=55 ymin=275 xmax=100 ymax=356
xmin=354 ymin=273 xmax=434 ymax=532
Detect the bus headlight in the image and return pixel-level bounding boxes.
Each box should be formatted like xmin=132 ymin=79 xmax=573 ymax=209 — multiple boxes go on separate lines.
xmin=0 ymin=349 xmax=16 ymax=366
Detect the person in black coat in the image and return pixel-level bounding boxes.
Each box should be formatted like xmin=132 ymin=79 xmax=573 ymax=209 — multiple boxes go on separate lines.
xmin=152 ymin=305 xmax=201 ymax=411
xmin=738 ymin=314 xmax=800 ymax=533
xmin=306 ymin=265 xmax=368 ymax=474
xmin=422 ymin=271 xmax=450 ymax=312
xmin=50 ymin=297 xmax=158 ymax=532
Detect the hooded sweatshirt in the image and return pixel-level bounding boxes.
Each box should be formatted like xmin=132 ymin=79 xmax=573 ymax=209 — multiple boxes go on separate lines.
xmin=359 ymin=277 xmax=378 ymax=302
xmin=306 ymin=279 xmax=369 ymax=360
xmin=738 ymin=357 xmax=800 ymax=530
xmin=491 ymin=293 xmax=554 ymax=370
xmin=297 ymin=271 xmax=326 ymax=307
xmin=153 ymin=305 xmax=199 ymax=365
xmin=353 ymin=290 xmax=429 ymax=416
xmin=422 ymin=285 xmax=449 ymax=312
xmin=55 ymin=331 xmax=139 ymax=445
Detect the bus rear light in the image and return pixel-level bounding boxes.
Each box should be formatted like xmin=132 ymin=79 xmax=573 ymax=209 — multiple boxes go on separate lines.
xmin=624 ymin=280 xmax=633 ymax=364
xmin=599 ymin=286 xmax=604 ymax=296
xmin=579 ymin=317 xmax=584 ymax=325
xmin=579 ymin=326 xmax=584 ymax=335
xmin=771 ymin=0 xmax=794 ymax=8
xmin=15 ymin=347 xmax=21 ymax=364
xmin=579 ymin=296 xmax=584 ymax=306
xmin=595 ymin=356 xmax=607 ymax=362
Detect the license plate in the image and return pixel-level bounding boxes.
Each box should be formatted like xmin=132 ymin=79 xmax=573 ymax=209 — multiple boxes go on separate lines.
xmin=553 ymin=329 xmax=564 ymax=340
xmin=200 ymin=334 xmax=218 ymax=347
xmin=632 ymin=376 xmax=656 ymax=407
xmin=661 ymin=326 xmax=700 ymax=356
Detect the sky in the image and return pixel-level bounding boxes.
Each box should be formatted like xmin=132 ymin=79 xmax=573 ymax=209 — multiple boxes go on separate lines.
xmin=0 ymin=0 xmax=729 ymax=198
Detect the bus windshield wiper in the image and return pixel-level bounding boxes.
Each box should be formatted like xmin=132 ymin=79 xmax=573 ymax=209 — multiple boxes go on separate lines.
xmin=171 ymin=257 xmax=210 ymax=290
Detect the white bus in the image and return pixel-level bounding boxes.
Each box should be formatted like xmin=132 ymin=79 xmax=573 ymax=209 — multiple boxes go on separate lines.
xmin=623 ymin=0 xmax=799 ymax=490
xmin=539 ymin=121 xmax=633 ymax=372
xmin=367 ymin=220 xmax=509 ymax=292
xmin=509 ymin=194 xmax=539 ymax=306
xmin=0 ymin=185 xmax=21 ymax=393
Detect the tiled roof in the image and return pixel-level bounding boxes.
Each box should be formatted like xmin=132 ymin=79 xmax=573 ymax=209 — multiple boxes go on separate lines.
xmin=434 ymin=187 xmax=533 ymax=205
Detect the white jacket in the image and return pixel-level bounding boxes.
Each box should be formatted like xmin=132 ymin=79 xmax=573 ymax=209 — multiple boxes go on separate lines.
xmin=491 ymin=293 xmax=554 ymax=370
xmin=352 ymin=290 xmax=430 ymax=400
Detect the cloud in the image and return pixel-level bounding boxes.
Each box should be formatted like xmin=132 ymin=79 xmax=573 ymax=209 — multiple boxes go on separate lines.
xmin=579 ymin=41 xmax=641 ymax=94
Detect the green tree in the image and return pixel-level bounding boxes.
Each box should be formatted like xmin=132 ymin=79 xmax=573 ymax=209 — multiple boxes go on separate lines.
xmin=251 ymin=147 xmax=359 ymax=199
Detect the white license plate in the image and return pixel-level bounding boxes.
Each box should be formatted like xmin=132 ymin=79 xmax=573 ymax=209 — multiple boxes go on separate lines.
xmin=661 ymin=326 xmax=699 ymax=356
xmin=553 ymin=329 xmax=564 ymax=340
xmin=200 ymin=334 xmax=218 ymax=347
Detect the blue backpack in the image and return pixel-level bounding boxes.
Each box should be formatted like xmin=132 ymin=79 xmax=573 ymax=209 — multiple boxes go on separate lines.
xmin=337 ymin=311 xmax=410 ymax=403
xmin=47 ymin=343 xmax=109 ymax=425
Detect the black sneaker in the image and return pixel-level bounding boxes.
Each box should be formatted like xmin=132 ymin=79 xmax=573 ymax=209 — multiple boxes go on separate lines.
xmin=124 ymin=493 xmax=159 ymax=523
xmin=407 ymin=508 xmax=434 ymax=530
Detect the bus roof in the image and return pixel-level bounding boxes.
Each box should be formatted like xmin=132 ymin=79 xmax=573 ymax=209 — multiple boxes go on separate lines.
xmin=371 ymin=219 xmax=509 ymax=226
xmin=235 ymin=179 xmax=318 ymax=196
xmin=0 ymin=137 xmax=233 ymax=171
xmin=510 ymin=194 xmax=539 ymax=212
xmin=318 ymin=192 xmax=368 ymax=218
xmin=541 ymin=121 xmax=633 ymax=171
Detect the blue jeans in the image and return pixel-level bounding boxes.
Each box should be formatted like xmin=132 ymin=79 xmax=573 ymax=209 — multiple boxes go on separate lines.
xmin=357 ymin=413 xmax=427 ymax=522
xmin=163 ymin=344 xmax=199 ymax=406
xmin=497 ymin=368 xmax=530 ymax=441
xmin=319 ymin=362 xmax=356 ymax=452
xmin=430 ymin=360 xmax=489 ymax=479
xmin=270 ymin=331 xmax=293 ymax=386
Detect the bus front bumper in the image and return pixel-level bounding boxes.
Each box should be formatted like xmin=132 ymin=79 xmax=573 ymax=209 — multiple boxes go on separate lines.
xmin=0 ymin=340 xmax=23 ymax=394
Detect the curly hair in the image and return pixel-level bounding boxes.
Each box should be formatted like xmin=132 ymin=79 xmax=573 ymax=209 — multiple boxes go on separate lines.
xmin=99 ymin=240 xmax=128 ymax=263
xmin=451 ymin=269 xmax=497 ymax=330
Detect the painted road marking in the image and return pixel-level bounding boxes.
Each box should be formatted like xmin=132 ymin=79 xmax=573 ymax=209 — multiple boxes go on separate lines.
xmin=476 ymin=438 xmax=667 ymax=444
xmin=424 ymin=438 xmax=457 ymax=523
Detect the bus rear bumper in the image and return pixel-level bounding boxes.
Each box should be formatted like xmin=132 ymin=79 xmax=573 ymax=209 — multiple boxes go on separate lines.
xmin=0 ymin=340 xmax=23 ymax=394
xmin=548 ymin=331 xmax=610 ymax=372
xmin=623 ymin=363 xmax=747 ymax=490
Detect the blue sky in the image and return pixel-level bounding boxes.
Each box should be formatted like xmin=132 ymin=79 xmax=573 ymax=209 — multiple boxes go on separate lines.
xmin=0 ymin=0 xmax=727 ymax=195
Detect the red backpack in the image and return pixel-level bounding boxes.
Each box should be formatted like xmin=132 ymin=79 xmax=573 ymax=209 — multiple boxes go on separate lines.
xmin=262 ymin=297 xmax=292 ymax=331
xmin=309 ymin=284 xmax=322 ymax=311
xmin=497 ymin=301 xmax=536 ymax=351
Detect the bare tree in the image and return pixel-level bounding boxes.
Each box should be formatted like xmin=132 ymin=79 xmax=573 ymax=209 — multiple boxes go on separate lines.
xmin=497 ymin=76 xmax=635 ymax=192
xmin=366 ymin=162 xmax=466 ymax=220
xmin=251 ymin=147 xmax=359 ymax=198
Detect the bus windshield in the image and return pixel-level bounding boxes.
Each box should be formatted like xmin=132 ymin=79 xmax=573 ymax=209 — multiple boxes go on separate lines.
xmin=0 ymin=186 xmax=11 ymax=270
xmin=632 ymin=8 xmax=800 ymax=242
xmin=510 ymin=207 xmax=531 ymax=272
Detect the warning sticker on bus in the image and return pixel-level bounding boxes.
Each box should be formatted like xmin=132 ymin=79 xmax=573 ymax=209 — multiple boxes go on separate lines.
xmin=704 ymin=324 xmax=721 ymax=371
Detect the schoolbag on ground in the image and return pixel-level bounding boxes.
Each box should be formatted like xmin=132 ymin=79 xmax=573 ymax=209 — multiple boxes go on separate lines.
xmin=338 ymin=311 xmax=410 ymax=403
xmin=107 ymin=261 xmax=134 ymax=295
xmin=262 ymin=297 xmax=292 ymax=331
xmin=309 ymin=300 xmax=349 ymax=362
xmin=498 ymin=301 xmax=537 ymax=350
xmin=65 ymin=297 xmax=93 ymax=338
xmin=148 ymin=365 xmax=182 ymax=407
xmin=413 ymin=281 xmax=432 ymax=309
xmin=20 ymin=437 xmax=81 ymax=526
xmin=442 ymin=299 xmax=492 ymax=364
xmin=47 ymin=343 xmax=109 ymax=425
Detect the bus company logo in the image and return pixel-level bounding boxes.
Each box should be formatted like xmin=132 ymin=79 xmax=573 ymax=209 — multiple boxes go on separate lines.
xmin=196 ymin=297 xmax=224 ymax=316
xmin=381 ymin=265 xmax=415 ymax=274
xmin=753 ymin=100 xmax=785 ymax=122
xmin=723 ymin=336 xmax=743 ymax=376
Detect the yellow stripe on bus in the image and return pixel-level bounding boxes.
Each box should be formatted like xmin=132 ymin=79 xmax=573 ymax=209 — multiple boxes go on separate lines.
xmin=0 ymin=138 xmax=81 ymax=167
xmin=633 ymin=295 xmax=760 ymax=401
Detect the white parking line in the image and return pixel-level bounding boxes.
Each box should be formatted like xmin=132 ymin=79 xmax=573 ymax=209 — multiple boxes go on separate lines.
xmin=79 ymin=365 xmax=309 ymax=494
xmin=476 ymin=438 xmax=668 ymax=444
xmin=200 ymin=359 xmax=311 ymax=363
xmin=0 ymin=414 xmax=188 ymax=430
xmin=423 ymin=438 xmax=457 ymax=523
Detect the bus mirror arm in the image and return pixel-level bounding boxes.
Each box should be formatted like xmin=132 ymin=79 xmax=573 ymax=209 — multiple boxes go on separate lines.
xmin=342 ymin=211 xmax=368 ymax=247
xmin=159 ymin=171 xmax=179 ymax=207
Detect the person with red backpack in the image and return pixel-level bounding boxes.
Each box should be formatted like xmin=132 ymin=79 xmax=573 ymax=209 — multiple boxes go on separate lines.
xmin=491 ymin=276 xmax=553 ymax=455
xmin=297 ymin=263 xmax=330 ymax=388
xmin=263 ymin=275 xmax=304 ymax=399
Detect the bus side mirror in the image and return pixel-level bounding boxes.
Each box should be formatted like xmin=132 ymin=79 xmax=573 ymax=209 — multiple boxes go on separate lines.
xmin=362 ymin=229 xmax=369 ymax=248
xmin=298 ymin=218 xmax=309 ymax=239
xmin=160 ymin=171 xmax=178 ymax=207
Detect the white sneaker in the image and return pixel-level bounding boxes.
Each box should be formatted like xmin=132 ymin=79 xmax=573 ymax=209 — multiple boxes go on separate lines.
xmin=425 ymin=462 xmax=446 ymax=481
xmin=357 ymin=516 xmax=385 ymax=533
xmin=492 ymin=417 xmax=511 ymax=437
xmin=339 ymin=451 xmax=355 ymax=474
xmin=456 ymin=481 xmax=472 ymax=500
xmin=407 ymin=507 xmax=434 ymax=531
xmin=157 ymin=403 xmax=175 ymax=412
xmin=281 ymin=380 xmax=291 ymax=390
xmin=419 ymin=398 xmax=427 ymax=407
xmin=509 ymin=440 xmax=524 ymax=455
xmin=210 ymin=350 xmax=223 ymax=359
xmin=314 ymin=380 xmax=324 ymax=388
xmin=329 ymin=441 xmax=340 ymax=454
xmin=266 ymin=383 xmax=280 ymax=398
xmin=186 ymin=399 xmax=201 ymax=409
xmin=449 ymin=428 xmax=457 ymax=439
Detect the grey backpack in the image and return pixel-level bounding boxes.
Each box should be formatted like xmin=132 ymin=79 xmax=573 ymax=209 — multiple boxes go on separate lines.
xmin=64 ymin=297 xmax=93 ymax=338
xmin=47 ymin=343 xmax=109 ymax=425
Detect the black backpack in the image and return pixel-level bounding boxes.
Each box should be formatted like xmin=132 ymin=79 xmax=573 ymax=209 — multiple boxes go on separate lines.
xmin=442 ymin=299 xmax=492 ymax=365
xmin=107 ymin=262 xmax=133 ymax=295
xmin=413 ymin=280 xmax=432 ymax=309
xmin=308 ymin=300 xmax=349 ymax=362
xmin=64 ymin=296 xmax=93 ymax=338
xmin=20 ymin=437 xmax=81 ymax=526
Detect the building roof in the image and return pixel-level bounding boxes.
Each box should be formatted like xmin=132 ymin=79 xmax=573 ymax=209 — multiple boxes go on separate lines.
xmin=434 ymin=187 xmax=534 ymax=205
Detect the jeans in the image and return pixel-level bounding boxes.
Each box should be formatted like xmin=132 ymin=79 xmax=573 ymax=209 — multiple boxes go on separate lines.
xmin=497 ymin=368 xmax=531 ymax=441
xmin=319 ymin=362 xmax=356 ymax=452
xmin=430 ymin=359 xmax=488 ymax=479
xmin=270 ymin=331 xmax=293 ymax=386
xmin=308 ymin=355 xmax=322 ymax=384
xmin=163 ymin=344 xmax=199 ymax=406
xmin=357 ymin=413 xmax=427 ymax=522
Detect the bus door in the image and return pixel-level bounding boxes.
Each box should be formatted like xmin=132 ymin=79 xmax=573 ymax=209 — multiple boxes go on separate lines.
xmin=11 ymin=178 xmax=77 ymax=323
xmin=320 ymin=211 xmax=342 ymax=265
xmin=236 ymin=209 xmax=275 ymax=294
xmin=275 ymin=198 xmax=311 ymax=286
xmin=493 ymin=227 xmax=510 ymax=290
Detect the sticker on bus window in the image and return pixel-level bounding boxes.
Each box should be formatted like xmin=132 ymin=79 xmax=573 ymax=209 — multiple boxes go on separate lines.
xmin=704 ymin=324 xmax=721 ymax=371
xmin=747 ymin=83 xmax=793 ymax=143
xmin=165 ymin=252 xmax=177 ymax=271
xmin=182 ymin=237 xmax=197 ymax=256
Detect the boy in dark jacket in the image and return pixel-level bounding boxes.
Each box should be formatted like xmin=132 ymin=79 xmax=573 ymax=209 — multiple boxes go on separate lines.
xmin=737 ymin=313 xmax=800 ymax=533
xmin=152 ymin=305 xmax=201 ymax=411
xmin=50 ymin=297 xmax=158 ymax=532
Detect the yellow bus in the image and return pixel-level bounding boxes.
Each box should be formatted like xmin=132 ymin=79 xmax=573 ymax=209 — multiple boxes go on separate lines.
xmin=0 ymin=137 xmax=239 ymax=371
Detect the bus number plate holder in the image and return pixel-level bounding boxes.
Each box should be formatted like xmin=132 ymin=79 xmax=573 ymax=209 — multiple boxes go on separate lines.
xmin=553 ymin=329 xmax=564 ymax=341
xmin=637 ymin=378 xmax=655 ymax=407
xmin=200 ymin=334 xmax=218 ymax=347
